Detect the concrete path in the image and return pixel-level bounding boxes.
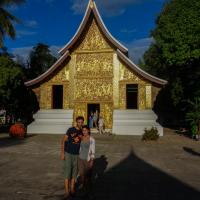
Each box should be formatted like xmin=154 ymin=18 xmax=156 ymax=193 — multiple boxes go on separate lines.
xmin=0 ymin=129 xmax=199 ymax=200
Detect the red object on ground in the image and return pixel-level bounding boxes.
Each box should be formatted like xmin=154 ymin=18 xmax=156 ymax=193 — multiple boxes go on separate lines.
xmin=9 ymin=122 xmax=26 ymax=138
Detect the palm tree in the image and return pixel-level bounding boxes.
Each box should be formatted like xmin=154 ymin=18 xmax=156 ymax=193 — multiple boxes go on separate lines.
xmin=0 ymin=0 xmax=25 ymax=47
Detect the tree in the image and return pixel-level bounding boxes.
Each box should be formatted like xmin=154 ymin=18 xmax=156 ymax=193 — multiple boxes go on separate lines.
xmin=0 ymin=56 xmax=39 ymax=123
xmin=0 ymin=46 xmax=10 ymax=57
xmin=185 ymin=98 xmax=200 ymax=139
xmin=0 ymin=0 xmax=25 ymax=47
xmin=27 ymin=43 xmax=57 ymax=79
xmin=143 ymin=0 xmax=200 ymax=126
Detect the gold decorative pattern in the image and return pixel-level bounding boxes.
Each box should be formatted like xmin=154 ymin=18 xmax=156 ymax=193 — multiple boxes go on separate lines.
xmin=32 ymin=13 xmax=162 ymax=130
xmin=120 ymin=63 xmax=144 ymax=83
xmin=118 ymin=62 xmax=153 ymax=110
xmin=76 ymin=53 xmax=113 ymax=77
xmin=100 ymin=103 xmax=113 ymax=129
xmin=77 ymin=19 xmax=111 ymax=51
xmin=138 ymin=84 xmax=146 ymax=110
xmin=63 ymin=83 xmax=70 ymax=109
xmin=40 ymin=84 xmax=52 ymax=109
xmin=49 ymin=67 xmax=69 ymax=83
xmin=73 ymin=103 xmax=87 ymax=125
xmin=39 ymin=63 xmax=70 ymax=109
xmin=113 ymin=54 xmax=120 ymax=108
xmin=32 ymin=87 xmax=40 ymax=103
xmin=152 ymin=86 xmax=161 ymax=105
xmin=74 ymin=79 xmax=113 ymax=101
xmin=145 ymin=85 xmax=152 ymax=109
xmin=119 ymin=83 xmax=126 ymax=109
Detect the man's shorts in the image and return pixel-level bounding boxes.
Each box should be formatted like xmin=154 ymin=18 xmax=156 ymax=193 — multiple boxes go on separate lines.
xmin=63 ymin=152 xmax=78 ymax=179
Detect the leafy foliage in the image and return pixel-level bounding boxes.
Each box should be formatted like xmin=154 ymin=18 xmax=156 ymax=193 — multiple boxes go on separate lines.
xmin=142 ymin=127 xmax=159 ymax=141
xmin=0 ymin=0 xmax=25 ymax=47
xmin=143 ymin=0 xmax=200 ymax=126
xmin=186 ymin=98 xmax=200 ymax=136
xmin=27 ymin=43 xmax=57 ymax=79
xmin=0 ymin=56 xmax=39 ymax=123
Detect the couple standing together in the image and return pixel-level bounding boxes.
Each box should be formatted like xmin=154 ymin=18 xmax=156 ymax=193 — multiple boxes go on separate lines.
xmin=61 ymin=116 xmax=95 ymax=199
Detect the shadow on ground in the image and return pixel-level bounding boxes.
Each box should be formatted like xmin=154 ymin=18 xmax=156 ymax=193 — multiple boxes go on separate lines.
xmin=78 ymin=151 xmax=200 ymax=200
xmin=183 ymin=147 xmax=200 ymax=157
xmin=0 ymin=134 xmax=36 ymax=148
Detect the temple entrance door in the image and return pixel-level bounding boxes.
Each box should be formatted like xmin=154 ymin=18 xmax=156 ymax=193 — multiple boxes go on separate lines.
xmin=87 ymin=104 xmax=100 ymax=128
xmin=126 ymin=84 xmax=138 ymax=109
xmin=52 ymin=85 xmax=63 ymax=109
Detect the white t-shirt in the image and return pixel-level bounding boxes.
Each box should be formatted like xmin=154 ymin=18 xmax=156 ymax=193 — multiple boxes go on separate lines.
xmin=98 ymin=118 xmax=104 ymax=127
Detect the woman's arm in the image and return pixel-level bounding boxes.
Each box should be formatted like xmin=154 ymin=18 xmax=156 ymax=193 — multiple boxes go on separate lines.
xmin=88 ymin=138 xmax=95 ymax=167
xmin=90 ymin=138 xmax=95 ymax=160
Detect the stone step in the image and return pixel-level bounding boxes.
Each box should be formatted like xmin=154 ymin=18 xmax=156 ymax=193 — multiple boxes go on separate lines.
xmin=34 ymin=109 xmax=73 ymax=119
xmin=113 ymin=109 xmax=163 ymax=136
xmin=113 ymin=110 xmax=157 ymax=120
xmin=27 ymin=109 xmax=74 ymax=134
xmin=113 ymin=109 xmax=156 ymax=114
xmin=27 ymin=123 xmax=69 ymax=134
xmin=113 ymin=115 xmax=157 ymax=120
xmin=34 ymin=114 xmax=73 ymax=119
xmin=35 ymin=109 xmax=73 ymax=114
xmin=113 ymin=121 xmax=159 ymax=125
xmin=113 ymin=119 xmax=157 ymax=123
xmin=34 ymin=119 xmax=73 ymax=123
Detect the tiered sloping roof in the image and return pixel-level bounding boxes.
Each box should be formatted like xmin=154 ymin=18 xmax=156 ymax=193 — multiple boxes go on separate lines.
xmin=25 ymin=0 xmax=167 ymax=87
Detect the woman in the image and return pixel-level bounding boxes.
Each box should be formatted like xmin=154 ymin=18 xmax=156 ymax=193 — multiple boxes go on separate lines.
xmin=78 ymin=125 xmax=95 ymax=191
xmin=89 ymin=112 xmax=93 ymax=129
xmin=93 ymin=110 xmax=98 ymax=128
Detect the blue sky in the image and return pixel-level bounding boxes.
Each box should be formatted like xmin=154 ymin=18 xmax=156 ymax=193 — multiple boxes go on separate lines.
xmin=4 ymin=0 xmax=166 ymax=63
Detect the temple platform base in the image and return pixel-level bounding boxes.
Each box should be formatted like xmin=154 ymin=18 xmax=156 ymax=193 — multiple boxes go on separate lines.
xmin=27 ymin=109 xmax=73 ymax=134
xmin=112 ymin=110 xmax=163 ymax=136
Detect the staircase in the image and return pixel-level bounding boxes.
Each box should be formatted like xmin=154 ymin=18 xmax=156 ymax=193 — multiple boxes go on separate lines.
xmin=112 ymin=110 xmax=163 ymax=136
xmin=27 ymin=109 xmax=73 ymax=134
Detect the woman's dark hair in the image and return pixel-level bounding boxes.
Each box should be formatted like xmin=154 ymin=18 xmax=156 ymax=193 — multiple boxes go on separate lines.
xmin=76 ymin=116 xmax=84 ymax=122
xmin=82 ymin=125 xmax=91 ymax=135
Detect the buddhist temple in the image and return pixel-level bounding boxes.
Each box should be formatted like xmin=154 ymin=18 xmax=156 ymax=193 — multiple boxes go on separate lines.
xmin=25 ymin=0 xmax=167 ymax=135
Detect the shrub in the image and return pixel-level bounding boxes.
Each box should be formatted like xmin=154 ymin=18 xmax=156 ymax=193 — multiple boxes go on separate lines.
xmin=142 ymin=127 xmax=159 ymax=141
xmin=185 ymin=98 xmax=200 ymax=139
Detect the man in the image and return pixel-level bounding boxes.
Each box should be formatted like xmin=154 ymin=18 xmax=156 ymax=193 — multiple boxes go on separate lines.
xmin=61 ymin=116 xmax=84 ymax=199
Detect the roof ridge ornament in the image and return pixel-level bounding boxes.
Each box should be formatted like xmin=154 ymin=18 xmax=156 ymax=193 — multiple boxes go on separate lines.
xmin=89 ymin=0 xmax=94 ymax=8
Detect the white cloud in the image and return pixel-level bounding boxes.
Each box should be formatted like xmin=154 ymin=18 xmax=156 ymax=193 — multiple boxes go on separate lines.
xmin=12 ymin=46 xmax=33 ymax=62
xmin=70 ymin=0 xmax=164 ymax=16
xmin=6 ymin=4 xmax=19 ymax=11
xmin=11 ymin=45 xmax=61 ymax=63
xmin=71 ymin=0 xmax=139 ymax=16
xmin=16 ymin=30 xmax=37 ymax=38
xmin=24 ymin=20 xmax=38 ymax=28
xmin=126 ymin=37 xmax=154 ymax=63
xmin=120 ymin=28 xmax=137 ymax=34
xmin=71 ymin=0 xmax=140 ymax=16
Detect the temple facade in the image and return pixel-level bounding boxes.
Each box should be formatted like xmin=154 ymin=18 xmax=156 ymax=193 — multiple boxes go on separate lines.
xmin=26 ymin=0 xmax=167 ymax=135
